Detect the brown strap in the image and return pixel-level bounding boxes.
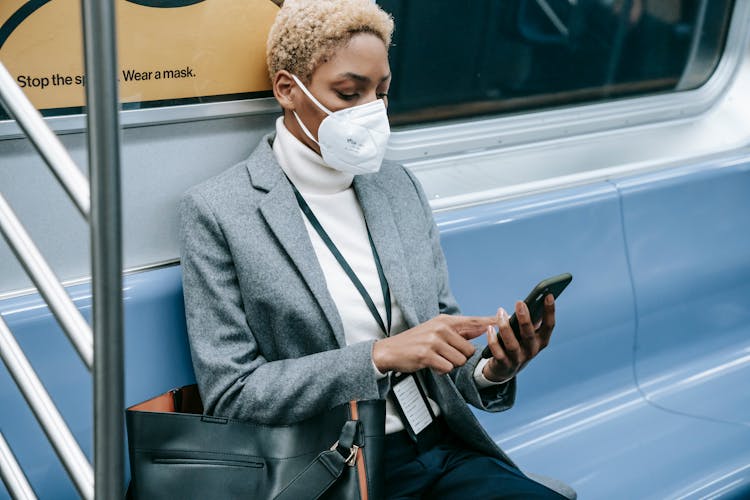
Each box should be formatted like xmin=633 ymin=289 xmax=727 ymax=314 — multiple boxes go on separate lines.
xmin=349 ymin=401 xmax=369 ymax=500
xmin=356 ymin=446 xmax=368 ymax=500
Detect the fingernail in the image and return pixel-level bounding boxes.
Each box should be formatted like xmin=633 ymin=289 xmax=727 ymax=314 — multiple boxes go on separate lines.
xmin=546 ymin=294 xmax=553 ymax=305
xmin=517 ymin=302 xmax=526 ymax=317
xmin=500 ymin=308 xmax=509 ymax=321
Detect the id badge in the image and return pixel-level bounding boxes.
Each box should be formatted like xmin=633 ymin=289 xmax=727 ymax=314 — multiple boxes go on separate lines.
xmin=390 ymin=372 xmax=436 ymax=442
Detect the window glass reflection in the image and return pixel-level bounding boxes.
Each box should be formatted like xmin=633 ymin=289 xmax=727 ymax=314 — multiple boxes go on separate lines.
xmin=378 ymin=0 xmax=735 ymax=124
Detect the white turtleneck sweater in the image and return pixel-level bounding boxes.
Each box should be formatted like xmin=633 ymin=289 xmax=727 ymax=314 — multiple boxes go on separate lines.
xmin=271 ymin=117 xmax=498 ymax=434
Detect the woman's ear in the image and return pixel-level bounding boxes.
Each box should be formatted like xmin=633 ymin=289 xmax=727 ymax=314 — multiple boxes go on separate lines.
xmin=273 ymin=70 xmax=296 ymax=111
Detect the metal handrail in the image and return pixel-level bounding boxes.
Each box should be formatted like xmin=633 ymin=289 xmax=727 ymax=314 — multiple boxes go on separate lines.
xmin=0 ymin=316 xmax=94 ymax=499
xmin=0 ymin=194 xmax=94 ymax=370
xmin=0 ymin=63 xmax=90 ymax=219
xmin=0 ymin=0 xmax=125 ymax=495
xmin=81 ymin=0 xmax=125 ymax=496
xmin=0 ymin=431 xmax=37 ymax=500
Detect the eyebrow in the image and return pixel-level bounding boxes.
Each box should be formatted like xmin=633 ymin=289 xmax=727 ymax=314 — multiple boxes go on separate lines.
xmin=337 ymin=72 xmax=391 ymax=84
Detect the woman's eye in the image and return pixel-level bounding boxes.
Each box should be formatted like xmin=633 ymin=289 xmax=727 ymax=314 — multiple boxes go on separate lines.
xmin=377 ymin=93 xmax=389 ymax=100
xmin=336 ymin=91 xmax=358 ymax=101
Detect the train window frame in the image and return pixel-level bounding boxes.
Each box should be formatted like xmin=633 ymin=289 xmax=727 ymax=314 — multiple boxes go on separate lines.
xmin=384 ymin=1 xmax=742 ymax=161
xmin=0 ymin=96 xmax=280 ymax=139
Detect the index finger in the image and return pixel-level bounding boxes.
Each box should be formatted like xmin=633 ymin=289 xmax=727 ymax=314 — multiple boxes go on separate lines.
xmin=446 ymin=315 xmax=497 ymax=340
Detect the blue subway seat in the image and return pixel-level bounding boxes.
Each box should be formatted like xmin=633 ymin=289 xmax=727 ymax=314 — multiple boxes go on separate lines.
xmin=438 ymin=154 xmax=750 ymax=498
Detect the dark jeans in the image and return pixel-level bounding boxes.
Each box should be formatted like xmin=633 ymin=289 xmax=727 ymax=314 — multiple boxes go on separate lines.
xmin=384 ymin=421 xmax=566 ymax=500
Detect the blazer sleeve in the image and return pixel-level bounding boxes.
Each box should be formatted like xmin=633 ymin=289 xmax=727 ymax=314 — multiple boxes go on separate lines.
xmin=179 ymin=190 xmax=389 ymax=424
xmin=402 ymin=168 xmax=516 ymax=413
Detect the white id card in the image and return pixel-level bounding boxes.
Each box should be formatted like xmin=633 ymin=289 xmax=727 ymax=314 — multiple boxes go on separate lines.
xmin=391 ymin=373 xmax=434 ymax=437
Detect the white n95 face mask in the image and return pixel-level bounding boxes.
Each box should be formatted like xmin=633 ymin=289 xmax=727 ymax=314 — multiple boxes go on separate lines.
xmin=291 ymin=74 xmax=391 ymax=175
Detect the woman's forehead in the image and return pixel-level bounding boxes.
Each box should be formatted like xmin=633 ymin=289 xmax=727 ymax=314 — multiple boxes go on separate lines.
xmin=313 ymin=33 xmax=390 ymax=83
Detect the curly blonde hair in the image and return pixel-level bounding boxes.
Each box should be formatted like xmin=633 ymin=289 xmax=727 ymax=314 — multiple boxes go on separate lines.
xmin=266 ymin=0 xmax=394 ymax=82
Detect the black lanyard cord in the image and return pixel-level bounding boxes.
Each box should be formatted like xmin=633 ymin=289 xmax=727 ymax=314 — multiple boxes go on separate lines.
xmin=288 ymin=179 xmax=392 ymax=336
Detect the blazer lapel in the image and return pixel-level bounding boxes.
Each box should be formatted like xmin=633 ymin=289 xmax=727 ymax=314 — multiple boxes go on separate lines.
xmin=249 ymin=137 xmax=347 ymax=348
xmin=353 ymin=175 xmax=421 ymax=330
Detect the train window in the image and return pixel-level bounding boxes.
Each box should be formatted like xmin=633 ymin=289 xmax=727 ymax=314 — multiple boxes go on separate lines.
xmin=0 ymin=0 xmax=281 ymax=121
xmin=378 ymin=0 xmax=735 ymax=125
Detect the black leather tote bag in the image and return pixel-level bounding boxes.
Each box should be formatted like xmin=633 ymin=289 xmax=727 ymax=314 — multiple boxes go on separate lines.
xmin=126 ymin=384 xmax=385 ymax=500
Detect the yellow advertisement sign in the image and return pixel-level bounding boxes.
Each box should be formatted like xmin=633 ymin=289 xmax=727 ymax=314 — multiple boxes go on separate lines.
xmin=0 ymin=0 xmax=281 ymax=113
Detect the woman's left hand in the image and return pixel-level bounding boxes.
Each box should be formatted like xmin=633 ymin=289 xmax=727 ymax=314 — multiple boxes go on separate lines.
xmin=482 ymin=294 xmax=556 ymax=383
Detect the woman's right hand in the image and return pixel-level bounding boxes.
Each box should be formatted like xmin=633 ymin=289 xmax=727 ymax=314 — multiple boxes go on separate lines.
xmin=372 ymin=314 xmax=495 ymax=375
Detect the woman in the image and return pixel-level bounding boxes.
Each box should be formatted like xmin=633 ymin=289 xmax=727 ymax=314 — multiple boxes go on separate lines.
xmin=180 ymin=0 xmax=571 ymax=498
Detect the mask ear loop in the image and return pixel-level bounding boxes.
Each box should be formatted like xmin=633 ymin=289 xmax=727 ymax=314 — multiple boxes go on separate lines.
xmin=292 ymin=111 xmax=320 ymax=146
xmin=291 ymin=74 xmax=333 ymax=115
xmin=290 ymin=74 xmax=333 ymax=146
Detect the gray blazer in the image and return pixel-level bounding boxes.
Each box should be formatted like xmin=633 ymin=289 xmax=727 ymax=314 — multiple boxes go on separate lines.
xmin=179 ymin=133 xmax=517 ymax=464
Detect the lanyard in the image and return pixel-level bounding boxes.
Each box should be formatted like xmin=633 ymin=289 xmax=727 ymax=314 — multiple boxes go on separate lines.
xmin=288 ymin=180 xmax=392 ymax=336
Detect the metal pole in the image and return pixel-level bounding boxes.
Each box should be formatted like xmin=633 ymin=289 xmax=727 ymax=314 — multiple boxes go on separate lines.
xmin=0 ymin=431 xmax=37 ymax=500
xmin=0 ymin=316 xmax=93 ymax=499
xmin=80 ymin=0 xmax=124 ymax=497
xmin=0 ymin=194 xmax=94 ymax=370
xmin=0 ymin=62 xmax=90 ymax=220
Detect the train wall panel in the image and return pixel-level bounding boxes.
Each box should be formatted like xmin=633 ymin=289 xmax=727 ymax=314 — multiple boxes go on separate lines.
xmin=0 ymin=114 xmax=276 ymax=296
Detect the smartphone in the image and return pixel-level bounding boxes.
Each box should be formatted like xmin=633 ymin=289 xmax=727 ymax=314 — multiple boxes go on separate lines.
xmin=481 ymin=273 xmax=573 ymax=359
